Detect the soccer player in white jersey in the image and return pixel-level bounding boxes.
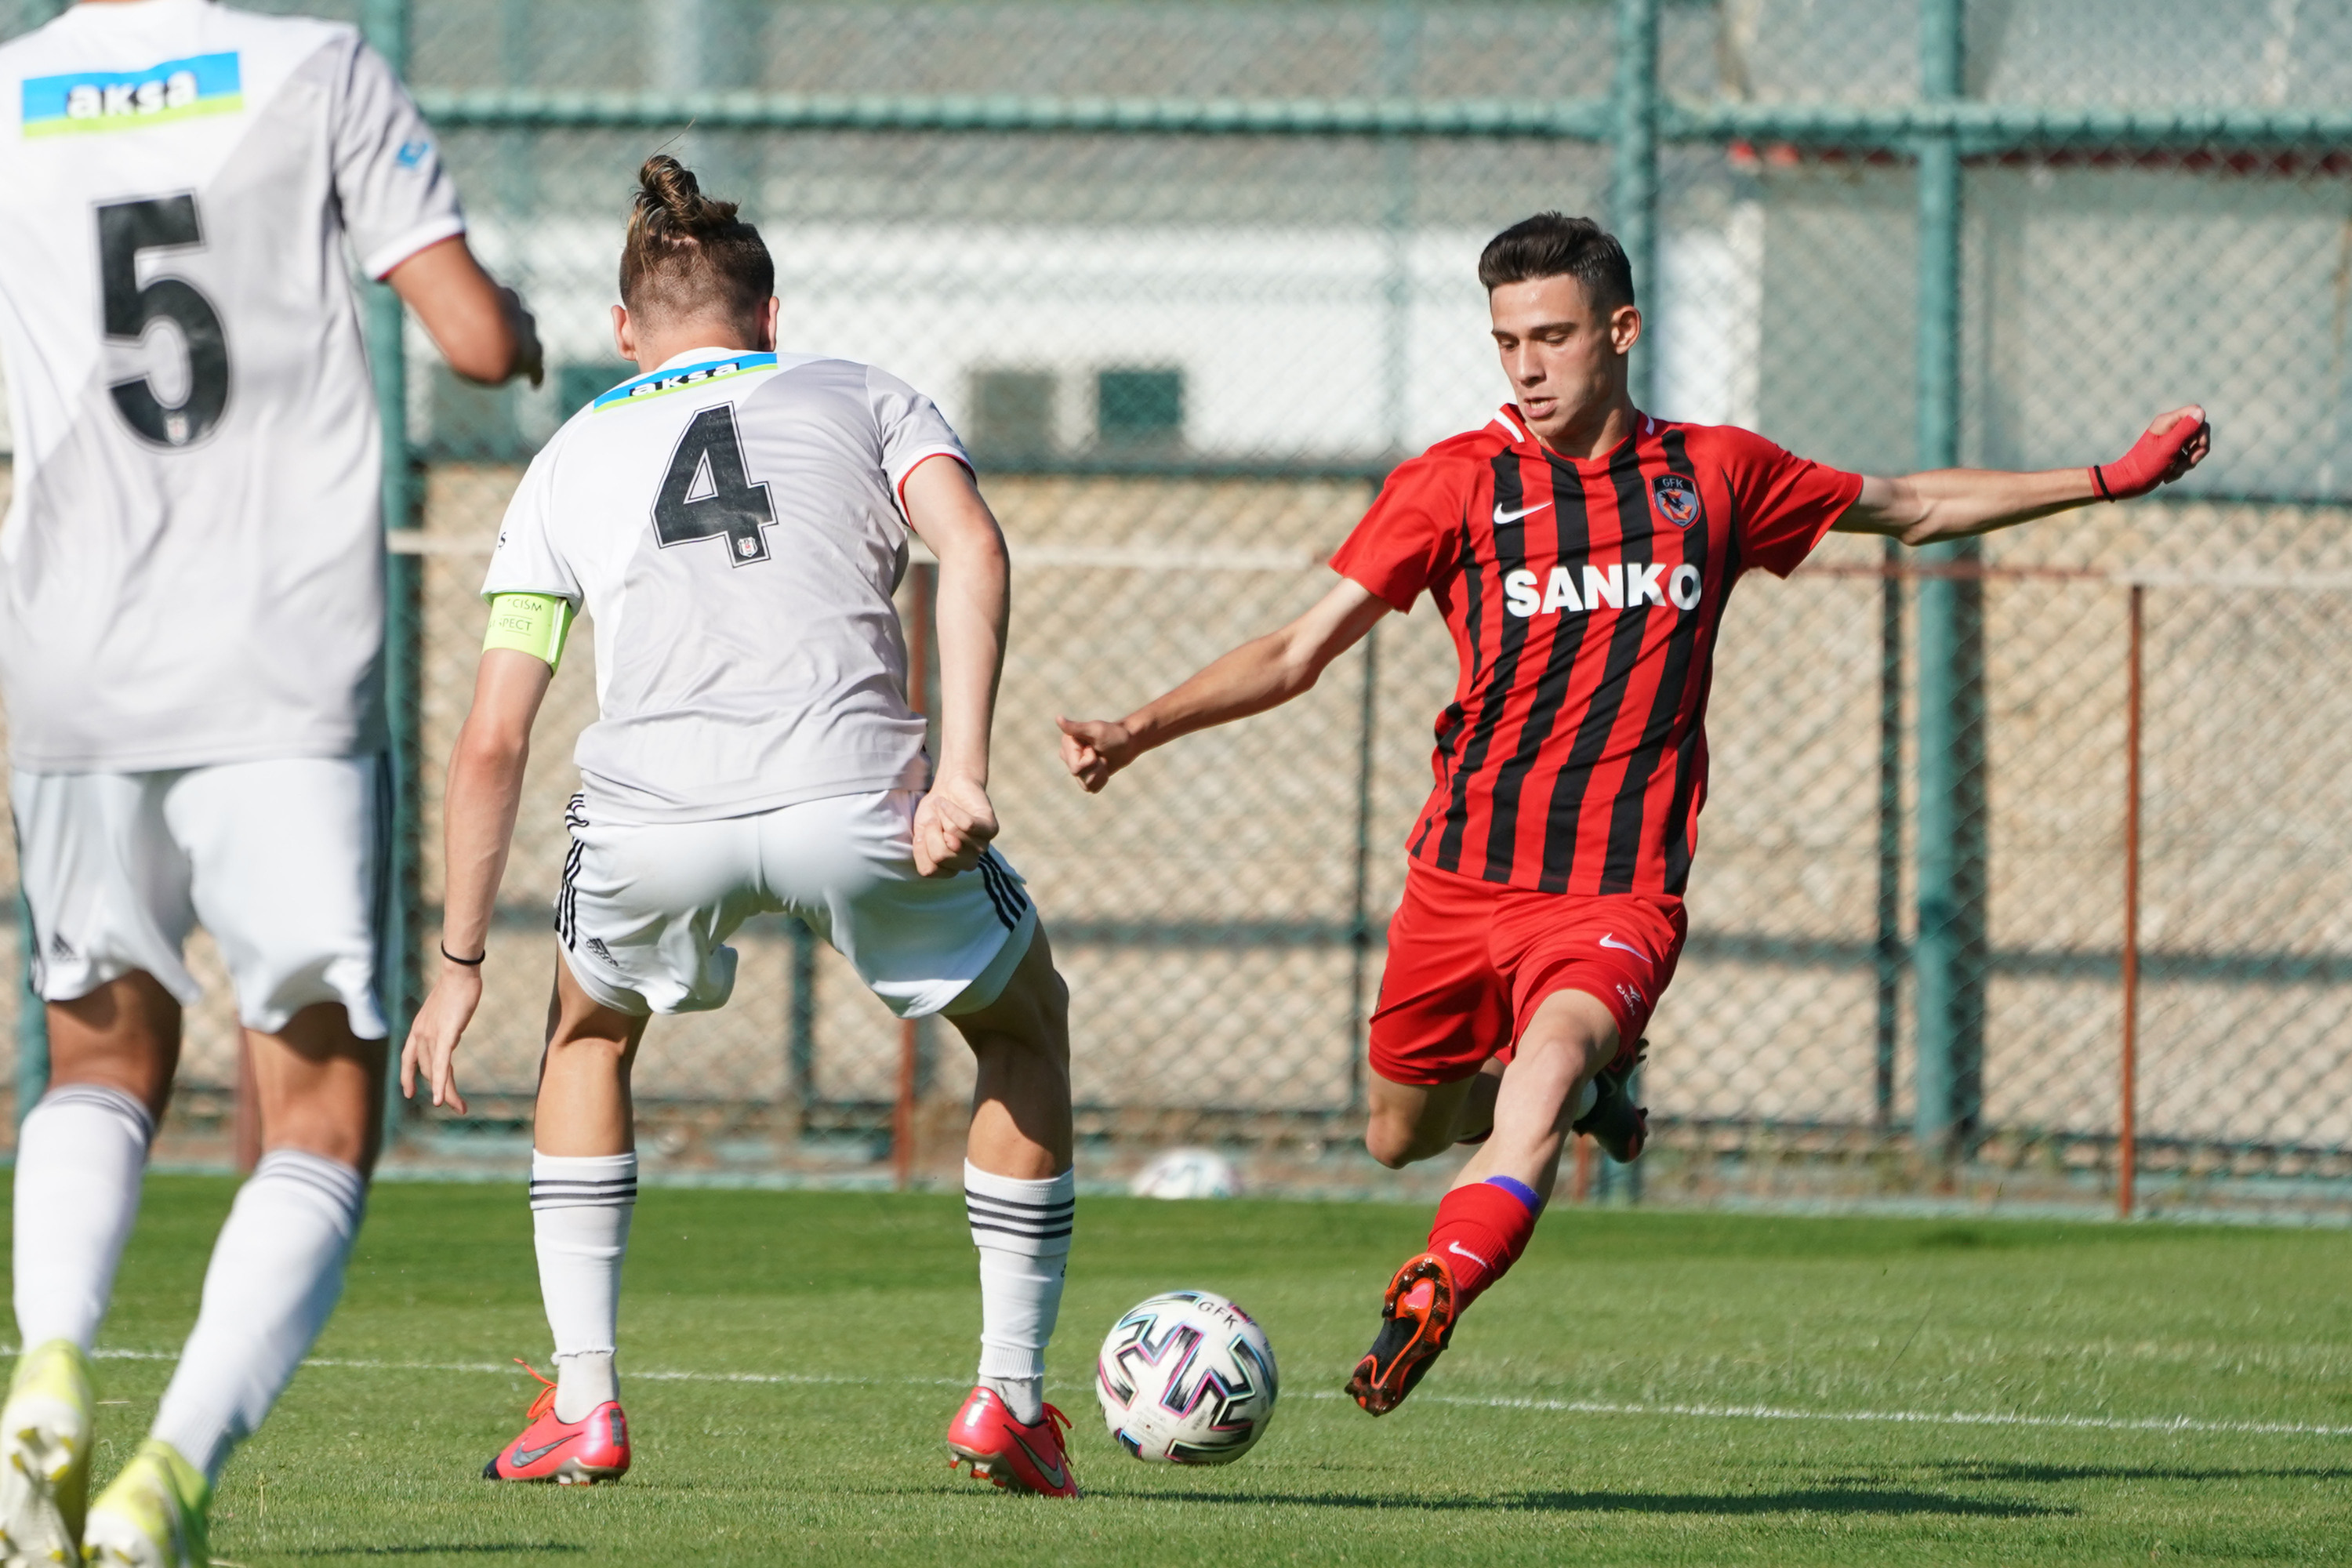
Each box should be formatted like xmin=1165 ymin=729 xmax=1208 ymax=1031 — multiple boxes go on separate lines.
xmin=0 ymin=2 xmax=539 ymax=1563
xmin=401 ymin=157 xmax=1083 ymax=1498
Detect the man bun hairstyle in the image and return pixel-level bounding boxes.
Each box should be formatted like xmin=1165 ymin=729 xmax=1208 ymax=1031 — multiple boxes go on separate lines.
xmin=619 ymin=154 xmax=774 ymax=327
xmin=1478 ymin=212 xmax=1635 ymax=311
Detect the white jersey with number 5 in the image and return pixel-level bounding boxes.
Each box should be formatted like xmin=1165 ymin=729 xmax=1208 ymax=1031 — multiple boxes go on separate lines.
xmin=0 ymin=0 xmax=464 ymax=771
xmin=485 ymin=348 xmax=970 ymax=826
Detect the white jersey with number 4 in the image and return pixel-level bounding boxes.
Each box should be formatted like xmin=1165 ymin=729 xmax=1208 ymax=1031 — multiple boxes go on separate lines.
xmin=0 ymin=0 xmax=464 ymax=771
xmin=485 ymin=348 xmax=970 ymax=826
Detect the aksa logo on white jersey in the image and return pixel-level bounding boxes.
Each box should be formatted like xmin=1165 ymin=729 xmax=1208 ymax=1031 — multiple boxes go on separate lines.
xmin=22 ymin=53 xmax=242 ymax=137
xmin=593 ymin=353 xmax=779 ymax=412
xmin=1503 ymin=562 xmax=1701 ymax=619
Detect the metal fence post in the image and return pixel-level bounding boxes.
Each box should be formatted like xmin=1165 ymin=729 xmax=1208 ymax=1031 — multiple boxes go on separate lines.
xmin=1596 ymin=0 xmax=1660 ymax=1204
xmin=1875 ymin=551 xmax=1903 ymax=1129
xmin=2120 ymin=584 xmax=2143 ymax=1220
xmin=1346 ymin=622 xmax=1380 ymax=1116
xmin=894 ymin=561 xmax=938 ymax=1191
xmin=16 ymin=892 xmax=44 ymax=1127
xmin=1377 ymin=0 xmax=1419 ymax=453
xmin=1617 ymin=0 xmax=1662 ymax=1202
xmin=9 ymin=0 xmax=63 ymax=1116
xmin=651 ymin=0 xmax=712 ymax=95
xmin=363 ymin=0 xmax=419 ymax=1148
xmin=1911 ymin=0 xmax=1985 ymax=1168
xmin=1611 ymin=0 xmax=1659 ymax=412
xmin=789 ymin=920 xmax=817 ymax=1112
xmin=16 ymin=0 xmax=72 ymax=1138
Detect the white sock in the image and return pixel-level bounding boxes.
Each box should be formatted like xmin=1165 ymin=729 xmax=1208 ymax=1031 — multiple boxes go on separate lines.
xmin=149 ymin=1150 xmax=366 ymax=1483
xmin=964 ymin=1160 xmax=1074 ymax=1427
xmin=13 ymin=1086 xmax=153 ymax=1354
xmin=530 ymin=1151 xmax=636 ymax=1422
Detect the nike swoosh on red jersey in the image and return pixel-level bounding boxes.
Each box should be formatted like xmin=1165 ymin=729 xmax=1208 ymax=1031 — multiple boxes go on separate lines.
xmin=1493 ymin=500 xmax=1552 ymax=525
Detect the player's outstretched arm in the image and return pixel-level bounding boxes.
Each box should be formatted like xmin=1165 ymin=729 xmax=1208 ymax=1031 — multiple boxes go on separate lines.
xmin=385 ymin=234 xmax=545 ymax=388
xmin=903 ymin=455 xmax=1010 ymax=878
xmin=1057 ymin=575 xmax=1391 ymax=793
xmin=1835 ymin=405 xmax=2209 ymax=546
xmin=401 ymin=648 xmax=553 ymax=1113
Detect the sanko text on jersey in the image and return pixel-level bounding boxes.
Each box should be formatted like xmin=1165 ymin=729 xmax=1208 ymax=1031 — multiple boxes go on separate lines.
xmin=1501 ymin=562 xmax=1704 ymax=620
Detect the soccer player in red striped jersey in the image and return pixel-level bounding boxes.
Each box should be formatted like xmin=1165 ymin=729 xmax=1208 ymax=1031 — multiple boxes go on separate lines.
xmin=1058 ymin=212 xmax=2209 ymax=1415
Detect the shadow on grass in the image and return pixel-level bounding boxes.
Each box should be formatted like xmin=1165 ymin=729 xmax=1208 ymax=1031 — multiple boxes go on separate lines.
xmin=288 ymin=1546 xmax=586 ymax=1558
xmin=1926 ymin=1461 xmax=2352 ymax=1485
xmin=1101 ymin=1486 xmax=2063 ymax=1518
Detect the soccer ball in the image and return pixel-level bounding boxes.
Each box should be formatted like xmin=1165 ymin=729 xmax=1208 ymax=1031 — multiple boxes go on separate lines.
xmin=1094 ymin=1290 xmax=1278 ymax=1464
xmin=1128 ymin=1147 xmax=1242 ymax=1200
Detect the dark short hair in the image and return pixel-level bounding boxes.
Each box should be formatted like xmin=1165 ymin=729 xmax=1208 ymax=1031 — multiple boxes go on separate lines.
xmin=619 ymin=154 xmax=774 ymax=327
xmin=1477 ymin=212 xmax=1635 ymax=311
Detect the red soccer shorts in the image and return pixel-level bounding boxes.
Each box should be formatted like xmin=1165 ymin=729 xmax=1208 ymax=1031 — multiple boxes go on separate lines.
xmin=1366 ymin=861 xmax=1687 ymax=1087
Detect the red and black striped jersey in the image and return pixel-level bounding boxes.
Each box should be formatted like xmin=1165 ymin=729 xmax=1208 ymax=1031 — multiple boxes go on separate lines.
xmin=1332 ymin=405 xmax=1862 ymax=897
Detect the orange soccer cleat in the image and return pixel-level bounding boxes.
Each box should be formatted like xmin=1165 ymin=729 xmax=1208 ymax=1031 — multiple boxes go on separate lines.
xmin=1346 ymin=1252 xmax=1459 ymax=1416
xmin=946 ymin=1387 xmax=1080 ymax=1497
xmin=482 ymin=1362 xmax=631 ymax=1485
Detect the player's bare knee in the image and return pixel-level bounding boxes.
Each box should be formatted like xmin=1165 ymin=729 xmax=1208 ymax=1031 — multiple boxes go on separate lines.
xmin=542 ymin=1026 xmax=637 ymax=1076
xmin=1364 ymin=1113 xmax=1432 ymax=1170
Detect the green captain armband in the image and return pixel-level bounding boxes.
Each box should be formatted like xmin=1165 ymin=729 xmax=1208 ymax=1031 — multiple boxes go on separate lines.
xmin=482 ymin=592 xmax=574 ymax=670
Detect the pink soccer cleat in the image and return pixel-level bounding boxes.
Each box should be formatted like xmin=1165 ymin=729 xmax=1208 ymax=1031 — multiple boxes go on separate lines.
xmin=946 ymin=1387 xmax=1080 ymax=1497
xmin=482 ymin=1363 xmax=630 ymax=1485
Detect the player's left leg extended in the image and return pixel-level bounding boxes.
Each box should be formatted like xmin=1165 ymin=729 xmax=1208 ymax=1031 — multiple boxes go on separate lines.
xmin=943 ymin=927 xmax=1080 ymax=1497
xmin=1348 ymin=989 xmax=1622 ymax=1416
xmin=1350 ymin=887 xmax=1682 ymax=1416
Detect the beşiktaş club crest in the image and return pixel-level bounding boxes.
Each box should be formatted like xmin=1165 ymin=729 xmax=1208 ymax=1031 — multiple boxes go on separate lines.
xmin=1651 ymin=473 xmax=1703 ymax=528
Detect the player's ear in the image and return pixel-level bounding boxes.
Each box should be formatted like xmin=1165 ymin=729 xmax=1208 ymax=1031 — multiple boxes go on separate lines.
xmin=757 ymin=296 xmax=781 ymax=354
xmin=611 ymin=303 xmax=637 ymax=365
xmin=1610 ymin=303 xmax=1642 ymax=357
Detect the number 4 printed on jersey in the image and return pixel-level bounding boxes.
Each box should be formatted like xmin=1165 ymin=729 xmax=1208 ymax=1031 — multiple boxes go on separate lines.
xmin=654 ymin=404 xmax=777 ymax=565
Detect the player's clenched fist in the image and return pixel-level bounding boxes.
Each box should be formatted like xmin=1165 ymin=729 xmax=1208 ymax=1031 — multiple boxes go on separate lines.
xmin=1058 ymin=716 xmax=1137 ymax=793
xmin=499 ymin=285 xmax=546 ymax=390
xmin=2095 ymin=405 xmax=2210 ymax=500
xmin=915 ymin=774 xmax=999 ymax=877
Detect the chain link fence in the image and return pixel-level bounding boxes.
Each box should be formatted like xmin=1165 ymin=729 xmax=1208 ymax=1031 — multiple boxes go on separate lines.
xmin=4 ymin=0 xmax=2352 ymax=1216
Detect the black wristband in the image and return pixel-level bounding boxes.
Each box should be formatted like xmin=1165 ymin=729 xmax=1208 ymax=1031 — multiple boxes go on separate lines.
xmin=2091 ymin=463 xmax=2114 ymax=503
xmin=441 ymin=943 xmax=486 ymax=967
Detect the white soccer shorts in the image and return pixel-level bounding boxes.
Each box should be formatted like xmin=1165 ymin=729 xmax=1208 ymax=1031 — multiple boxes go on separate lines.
xmin=555 ymin=787 xmax=1038 ymax=1019
xmin=12 ymin=756 xmax=387 ymax=1039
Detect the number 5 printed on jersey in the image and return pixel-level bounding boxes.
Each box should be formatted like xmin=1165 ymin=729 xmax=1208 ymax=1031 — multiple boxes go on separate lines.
xmin=654 ymin=403 xmax=776 ymax=565
xmin=97 ymin=194 xmax=230 ymax=448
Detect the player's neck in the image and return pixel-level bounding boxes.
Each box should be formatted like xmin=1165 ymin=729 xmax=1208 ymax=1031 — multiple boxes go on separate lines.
xmin=1525 ymin=394 xmax=1639 ymax=463
xmin=628 ymin=323 xmax=771 ymax=374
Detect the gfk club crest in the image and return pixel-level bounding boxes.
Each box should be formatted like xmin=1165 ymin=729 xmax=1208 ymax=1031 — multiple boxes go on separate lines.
xmin=1651 ymin=473 xmax=1703 ymax=529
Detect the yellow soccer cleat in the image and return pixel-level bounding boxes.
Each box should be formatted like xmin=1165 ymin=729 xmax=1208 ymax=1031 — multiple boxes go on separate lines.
xmin=0 ymin=1339 xmax=93 ymax=1567
xmin=78 ymin=1443 xmax=205 ymax=1568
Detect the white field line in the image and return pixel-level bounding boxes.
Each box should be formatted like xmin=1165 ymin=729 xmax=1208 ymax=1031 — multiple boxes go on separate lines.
xmin=56 ymin=1347 xmax=2352 ymax=1440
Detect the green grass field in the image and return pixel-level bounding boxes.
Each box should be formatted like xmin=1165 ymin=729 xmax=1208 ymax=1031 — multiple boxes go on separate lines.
xmin=21 ymin=1175 xmax=2352 ymax=1566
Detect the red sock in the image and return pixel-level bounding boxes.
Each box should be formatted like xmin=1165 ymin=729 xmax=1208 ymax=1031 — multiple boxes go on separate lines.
xmin=1424 ymin=1178 xmax=1541 ymax=1309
